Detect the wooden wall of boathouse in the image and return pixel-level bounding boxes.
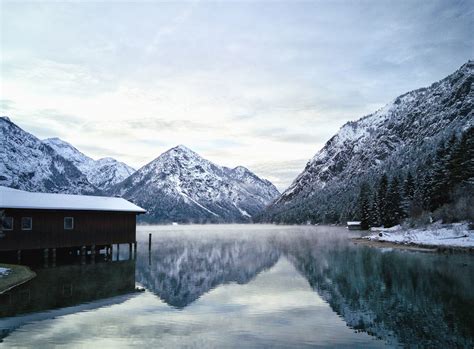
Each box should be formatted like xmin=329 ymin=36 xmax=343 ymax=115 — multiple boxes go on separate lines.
xmin=0 ymin=209 xmax=136 ymax=252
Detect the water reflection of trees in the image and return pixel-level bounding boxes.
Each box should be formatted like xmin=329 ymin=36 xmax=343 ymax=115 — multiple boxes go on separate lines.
xmin=136 ymin=238 xmax=280 ymax=308
xmin=286 ymin=240 xmax=474 ymax=348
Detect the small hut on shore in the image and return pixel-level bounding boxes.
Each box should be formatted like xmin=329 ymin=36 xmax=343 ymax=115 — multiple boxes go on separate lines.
xmin=347 ymin=221 xmax=362 ymax=230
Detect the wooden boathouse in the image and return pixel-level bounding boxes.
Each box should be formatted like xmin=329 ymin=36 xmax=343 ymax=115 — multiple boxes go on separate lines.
xmin=0 ymin=186 xmax=145 ymax=261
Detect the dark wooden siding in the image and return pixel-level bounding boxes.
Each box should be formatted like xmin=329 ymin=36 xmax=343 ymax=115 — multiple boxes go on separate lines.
xmin=0 ymin=209 xmax=137 ymax=251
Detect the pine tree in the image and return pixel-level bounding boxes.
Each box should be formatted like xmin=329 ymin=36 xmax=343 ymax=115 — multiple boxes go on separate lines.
xmin=448 ymin=127 xmax=474 ymax=189
xmin=411 ymin=168 xmax=427 ymax=218
xmin=370 ymin=191 xmax=381 ymax=227
xmin=404 ymin=172 xmax=415 ymax=201
xmin=385 ymin=176 xmax=403 ymax=227
xmin=430 ymin=139 xmax=452 ymax=211
xmin=357 ymin=182 xmax=372 ymax=230
xmin=419 ymin=158 xmax=434 ymax=211
xmin=377 ymin=174 xmax=389 ymax=227
xmin=462 ymin=127 xmax=474 ymax=184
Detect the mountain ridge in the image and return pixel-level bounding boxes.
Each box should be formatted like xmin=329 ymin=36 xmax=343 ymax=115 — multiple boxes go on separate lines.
xmin=0 ymin=116 xmax=97 ymax=194
xmin=263 ymin=60 xmax=473 ymax=223
xmin=43 ymin=137 xmax=135 ymax=190
xmin=109 ymin=144 xmax=280 ymax=223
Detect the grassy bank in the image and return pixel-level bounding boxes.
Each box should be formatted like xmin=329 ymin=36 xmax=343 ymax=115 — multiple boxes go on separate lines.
xmin=0 ymin=264 xmax=36 ymax=294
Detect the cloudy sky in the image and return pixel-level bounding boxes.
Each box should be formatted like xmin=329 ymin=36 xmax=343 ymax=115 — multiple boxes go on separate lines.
xmin=1 ymin=0 xmax=472 ymax=191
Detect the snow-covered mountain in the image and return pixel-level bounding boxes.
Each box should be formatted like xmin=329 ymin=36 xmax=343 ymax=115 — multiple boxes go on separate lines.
xmin=0 ymin=118 xmax=278 ymax=218
xmin=263 ymin=60 xmax=474 ymax=223
xmin=43 ymin=137 xmax=135 ymax=190
xmin=0 ymin=117 xmax=97 ymax=194
xmin=109 ymin=145 xmax=280 ymax=223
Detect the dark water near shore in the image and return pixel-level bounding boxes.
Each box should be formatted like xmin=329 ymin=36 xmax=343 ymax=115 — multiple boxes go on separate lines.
xmin=1 ymin=225 xmax=473 ymax=348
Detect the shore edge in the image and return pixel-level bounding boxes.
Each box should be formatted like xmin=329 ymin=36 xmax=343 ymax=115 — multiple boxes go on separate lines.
xmin=351 ymin=237 xmax=474 ymax=253
xmin=0 ymin=264 xmax=37 ymax=294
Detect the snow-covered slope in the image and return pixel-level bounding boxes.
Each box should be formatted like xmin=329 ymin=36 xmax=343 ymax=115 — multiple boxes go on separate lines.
xmin=264 ymin=60 xmax=474 ymax=223
xmin=364 ymin=222 xmax=474 ymax=248
xmin=43 ymin=137 xmax=135 ymax=190
xmin=0 ymin=117 xmax=97 ymax=194
xmin=109 ymin=145 xmax=280 ymax=223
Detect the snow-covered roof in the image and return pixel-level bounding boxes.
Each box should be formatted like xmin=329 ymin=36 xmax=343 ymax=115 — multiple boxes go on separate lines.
xmin=0 ymin=186 xmax=146 ymax=213
xmin=347 ymin=221 xmax=362 ymax=225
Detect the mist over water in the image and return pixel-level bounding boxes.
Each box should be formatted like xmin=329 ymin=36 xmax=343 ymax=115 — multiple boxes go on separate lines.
xmin=1 ymin=225 xmax=473 ymax=348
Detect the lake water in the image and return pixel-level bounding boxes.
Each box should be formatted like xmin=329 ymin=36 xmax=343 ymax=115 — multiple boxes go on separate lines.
xmin=1 ymin=225 xmax=473 ymax=348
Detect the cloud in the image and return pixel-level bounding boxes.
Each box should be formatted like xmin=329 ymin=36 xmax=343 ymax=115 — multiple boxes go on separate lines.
xmin=247 ymin=159 xmax=309 ymax=191
xmin=1 ymin=0 xmax=472 ymax=189
xmin=0 ymin=99 xmax=15 ymax=112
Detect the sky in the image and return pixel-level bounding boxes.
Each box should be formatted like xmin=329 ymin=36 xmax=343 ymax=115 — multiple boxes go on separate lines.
xmin=1 ymin=0 xmax=473 ymax=191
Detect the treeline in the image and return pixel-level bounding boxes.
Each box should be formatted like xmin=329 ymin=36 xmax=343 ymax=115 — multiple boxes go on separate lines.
xmin=357 ymin=126 xmax=474 ymax=229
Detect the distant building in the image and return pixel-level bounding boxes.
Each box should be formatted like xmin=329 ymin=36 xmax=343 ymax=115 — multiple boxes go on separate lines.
xmin=347 ymin=221 xmax=362 ymax=230
xmin=0 ymin=186 xmax=145 ymax=258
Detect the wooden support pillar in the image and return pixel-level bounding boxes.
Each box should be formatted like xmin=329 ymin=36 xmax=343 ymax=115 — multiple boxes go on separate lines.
xmin=148 ymin=233 xmax=152 ymax=266
xmin=17 ymin=250 xmax=22 ymax=263
xmin=110 ymin=245 xmax=113 ymax=261
xmin=134 ymin=241 xmax=137 ymax=259
xmin=91 ymin=245 xmax=96 ymax=264
xmin=117 ymin=244 xmax=120 ymax=261
xmin=43 ymin=248 xmax=49 ymax=267
xmin=81 ymin=246 xmax=86 ymax=265
xmin=52 ymin=248 xmax=56 ymax=267
xmin=129 ymin=243 xmax=132 ymax=260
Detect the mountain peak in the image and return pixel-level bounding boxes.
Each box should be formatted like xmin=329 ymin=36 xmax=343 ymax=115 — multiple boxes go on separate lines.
xmin=459 ymin=60 xmax=474 ymax=71
xmin=1 ymin=116 xmax=11 ymax=123
xmin=174 ymin=144 xmax=191 ymax=151
xmin=43 ymin=136 xmax=135 ymax=190
xmin=233 ymin=165 xmax=249 ymax=172
xmin=169 ymin=144 xmax=198 ymax=155
xmin=110 ymin=145 xmax=280 ymax=223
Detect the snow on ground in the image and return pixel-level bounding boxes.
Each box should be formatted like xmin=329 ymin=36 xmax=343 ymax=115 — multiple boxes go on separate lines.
xmin=364 ymin=222 xmax=474 ymax=248
xmin=0 ymin=268 xmax=10 ymax=277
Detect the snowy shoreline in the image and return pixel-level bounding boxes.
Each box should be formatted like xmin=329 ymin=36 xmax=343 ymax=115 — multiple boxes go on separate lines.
xmin=0 ymin=268 xmax=11 ymax=278
xmin=362 ymin=222 xmax=474 ymax=250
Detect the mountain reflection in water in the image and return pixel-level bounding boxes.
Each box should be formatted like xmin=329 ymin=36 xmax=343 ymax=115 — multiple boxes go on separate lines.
xmin=0 ymin=225 xmax=473 ymax=348
xmin=136 ymin=226 xmax=474 ymax=348
xmin=136 ymin=237 xmax=280 ymax=308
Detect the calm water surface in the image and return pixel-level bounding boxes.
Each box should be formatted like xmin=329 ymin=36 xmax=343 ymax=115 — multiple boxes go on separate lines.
xmin=0 ymin=225 xmax=473 ymax=348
